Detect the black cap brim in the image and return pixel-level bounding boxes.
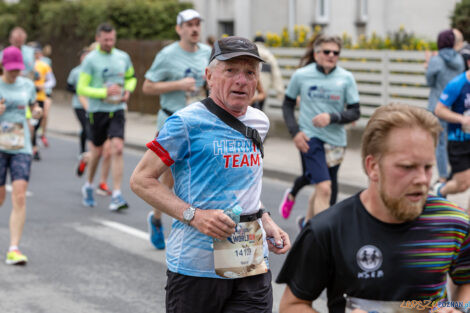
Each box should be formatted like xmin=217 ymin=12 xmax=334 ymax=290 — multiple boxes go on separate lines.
xmin=212 ymin=51 xmax=265 ymax=63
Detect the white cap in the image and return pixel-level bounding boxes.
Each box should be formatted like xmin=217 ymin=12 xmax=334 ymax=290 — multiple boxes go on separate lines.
xmin=177 ymin=9 xmax=202 ymax=25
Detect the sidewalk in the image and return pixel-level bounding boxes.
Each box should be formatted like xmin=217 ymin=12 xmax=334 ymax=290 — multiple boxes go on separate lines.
xmin=47 ymin=93 xmax=470 ymax=209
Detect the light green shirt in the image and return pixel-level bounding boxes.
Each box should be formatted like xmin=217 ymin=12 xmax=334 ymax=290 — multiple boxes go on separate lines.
xmin=0 ymin=77 xmax=36 ymax=155
xmin=77 ymin=46 xmax=136 ymax=113
xmin=145 ymin=42 xmax=211 ymax=130
xmin=286 ymin=63 xmax=359 ymax=146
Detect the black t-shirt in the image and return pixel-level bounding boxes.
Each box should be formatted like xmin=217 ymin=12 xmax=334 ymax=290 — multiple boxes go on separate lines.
xmin=276 ymin=193 xmax=470 ymax=313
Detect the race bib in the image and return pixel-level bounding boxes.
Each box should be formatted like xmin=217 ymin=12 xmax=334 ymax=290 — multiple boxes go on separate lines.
xmin=213 ymin=220 xmax=268 ymax=278
xmin=324 ymin=143 xmax=345 ymax=167
xmin=0 ymin=121 xmax=25 ymax=150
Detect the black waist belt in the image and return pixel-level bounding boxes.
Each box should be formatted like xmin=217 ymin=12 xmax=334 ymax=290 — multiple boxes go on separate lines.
xmin=240 ymin=210 xmax=263 ymax=222
xmin=161 ymin=108 xmax=175 ymax=116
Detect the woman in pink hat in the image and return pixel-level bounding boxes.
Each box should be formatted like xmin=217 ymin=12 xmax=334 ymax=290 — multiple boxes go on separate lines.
xmin=0 ymin=45 xmax=42 ymax=265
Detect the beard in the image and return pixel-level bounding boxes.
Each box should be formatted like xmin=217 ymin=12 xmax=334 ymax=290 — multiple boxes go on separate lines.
xmin=378 ymin=174 xmax=427 ymax=222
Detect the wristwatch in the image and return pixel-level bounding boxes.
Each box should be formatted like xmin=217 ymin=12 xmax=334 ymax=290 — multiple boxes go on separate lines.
xmin=182 ymin=206 xmax=196 ymax=225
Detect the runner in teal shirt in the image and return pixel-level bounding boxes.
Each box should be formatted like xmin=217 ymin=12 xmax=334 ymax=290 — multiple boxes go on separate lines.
xmin=77 ymin=44 xmax=136 ymax=113
xmin=76 ymin=23 xmax=137 ymax=212
xmin=0 ymin=46 xmax=41 ymax=266
xmin=142 ymin=9 xmax=210 ymax=251
xmin=280 ymin=35 xmax=360 ymax=227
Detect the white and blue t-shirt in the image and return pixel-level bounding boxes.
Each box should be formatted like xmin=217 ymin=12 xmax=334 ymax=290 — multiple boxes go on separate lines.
xmin=147 ymin=101 xmax=269 ymax=278
xmin=0 ymin=76 xmax=36 ymax=155
xmin=286 ymin=63 xmax=359 ymax=147
xmin=145 ymin=42 xmax=211 ymax=131
xmin=439 ymin=72 xmax=470 ymax=142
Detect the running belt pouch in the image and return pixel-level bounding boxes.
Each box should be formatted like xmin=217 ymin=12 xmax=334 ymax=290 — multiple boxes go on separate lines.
xmin=201 ymin=98 xmax=264 ymax=158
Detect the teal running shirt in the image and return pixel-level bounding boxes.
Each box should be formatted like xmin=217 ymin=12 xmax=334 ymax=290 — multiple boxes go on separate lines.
xmin=0 ymin=76 xmax=36 ymax=155
xmin=145 ymin=42 xmax=211 ymax=131
xmin=77 ymin=46 xmax=136 ymax=113
xmin=286 ymin=64 xmax=359 ymax=146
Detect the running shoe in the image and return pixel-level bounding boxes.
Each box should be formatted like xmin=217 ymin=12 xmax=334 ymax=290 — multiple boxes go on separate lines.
xmin=76 ymin=154 xmax=87 ymax=177
xmin=109 ymin=194 xmax=129 ymax=211
xmin=5 ymin=250 xmax=28 ymax=265
xmin=431 ymin=182 xmax=446 ymax=198
xmin=33 ymin=151 xmax=41 ymax=161
xmin=297 ymin=216 xmax=305 ymax=231
xmin=96 ymin=183 xmax=112 ymax=196
xmin=82 ymin=185 xmax=96 ymax=207
xmin=279 ymin=188 xmax=295 ymax=219
xmin=40 ymin=135 xmax=49 ymax=148
xmin=147 ymin=211 xmax=165 ymax=250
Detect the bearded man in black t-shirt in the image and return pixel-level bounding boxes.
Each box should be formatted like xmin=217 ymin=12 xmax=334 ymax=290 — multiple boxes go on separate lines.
xmin=277 ymin=103 xmax=470 ymax=313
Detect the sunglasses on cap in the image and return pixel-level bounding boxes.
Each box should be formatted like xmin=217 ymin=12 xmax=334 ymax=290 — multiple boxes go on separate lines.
xmin=319 ymin=49 xmax=340 ymax=56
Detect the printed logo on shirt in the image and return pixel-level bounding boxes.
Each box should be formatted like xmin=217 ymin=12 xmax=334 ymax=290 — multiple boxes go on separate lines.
xmin=213 ymin=139 xmax=260 ymax=169
xmin=465 ymin=94 xmax=470 ymax=109
xmin=307 ymin=85 xmax=341 ymax=102
xmin=356 ymin=245 xmax=384 ymax=279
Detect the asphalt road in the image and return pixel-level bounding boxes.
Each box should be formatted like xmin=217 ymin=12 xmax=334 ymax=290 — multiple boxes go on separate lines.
xmin=0 ymin=135 xmax=346 ymax=313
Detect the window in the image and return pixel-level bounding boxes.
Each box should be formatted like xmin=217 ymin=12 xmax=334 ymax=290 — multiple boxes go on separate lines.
xmin=218 ymin=21 xmax=234 ymax=37
xmin=315 ymin=0 xmax=329 ymax=24
xmin=356 ymin=0 xmax=368 ymax=24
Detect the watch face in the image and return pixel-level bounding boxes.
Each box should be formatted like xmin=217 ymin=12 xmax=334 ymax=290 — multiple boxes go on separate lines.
xmin=183 ymin=207 xmax=194 ymax=223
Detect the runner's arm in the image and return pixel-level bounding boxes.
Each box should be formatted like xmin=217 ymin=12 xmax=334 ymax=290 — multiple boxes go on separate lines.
xmin=130 ymin=150 xmax=235 ymax=239
xmin=123 ymin=66 xmax=137 ymax=92
xmin=435 ymin=101 xmax=466 ymax=124
xmin=76 ymin=72 xmax=107 ymax=99
xmin=279 ymin=286 xmax=318 ymax=313
xmin=282 ymin=95 xmax=300 ymax=137
xmin=329 ymin=102 xmax=360 ymax=124
xmin=44 ymin=71 xmax=56 ymax=90
xmin=142 ymin=77 xmax=196 ymax=95
xmin=454 ymin=283 xmax=470 ymax=303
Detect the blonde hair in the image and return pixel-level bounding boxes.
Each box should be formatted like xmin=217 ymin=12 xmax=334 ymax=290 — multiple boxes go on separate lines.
xmin=361 ymin=103 xmax=441 ymax=172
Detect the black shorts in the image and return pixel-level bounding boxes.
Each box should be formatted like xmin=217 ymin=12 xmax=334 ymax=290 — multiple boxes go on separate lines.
xmin=165 ymin=270 xmax=272 ymax=313
xmin=448 ymin=140 xmax=470 ymax=175
xmin=87 ymin=110 xmax=125 ymax=146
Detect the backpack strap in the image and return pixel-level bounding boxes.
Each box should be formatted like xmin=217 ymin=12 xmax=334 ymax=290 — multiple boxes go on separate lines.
xmin=201 ymin=97 xmax=264 ymax=158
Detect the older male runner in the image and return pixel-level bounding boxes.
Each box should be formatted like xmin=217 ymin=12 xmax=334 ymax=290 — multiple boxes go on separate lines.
xmin=131 ymin=36 xmax=290 ymax=313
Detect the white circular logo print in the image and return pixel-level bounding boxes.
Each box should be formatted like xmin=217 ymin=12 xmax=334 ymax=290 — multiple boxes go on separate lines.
xmin=356 ymin=245 xmax=383 ymax=272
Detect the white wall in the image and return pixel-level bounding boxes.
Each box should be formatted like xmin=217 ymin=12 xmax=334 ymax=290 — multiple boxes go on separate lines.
xmin=186 ymin=0 xmax=461 ymax=42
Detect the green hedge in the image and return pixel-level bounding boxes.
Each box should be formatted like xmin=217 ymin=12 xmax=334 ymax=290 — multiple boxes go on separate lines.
xmin=0 ymin=0 xmax=193 ymax=44
xmin=451 ymin=0 xmax=470 ymax=42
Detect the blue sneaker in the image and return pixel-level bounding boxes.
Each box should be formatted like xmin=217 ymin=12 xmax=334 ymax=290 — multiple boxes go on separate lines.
xmin=109 ymin=194 xmax=129 ymax=211
xmin=82 ymin=185 xmax=96 ymax=207
xmin=431 ymin=182 xmax=446 ymax=198
xmin=147 ymin=211 xmax=165 ymax=250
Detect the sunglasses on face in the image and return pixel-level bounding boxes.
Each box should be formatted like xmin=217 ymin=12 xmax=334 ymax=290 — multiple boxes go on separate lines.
xmin=320 ymin=50 xmax=340 ymax=56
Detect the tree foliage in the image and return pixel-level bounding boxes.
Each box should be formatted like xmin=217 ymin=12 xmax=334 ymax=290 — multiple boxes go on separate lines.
xmin=451 ymin=0 xmax=470 ymax=41
xmin=0 ymin=0 xmax=192 ymax=45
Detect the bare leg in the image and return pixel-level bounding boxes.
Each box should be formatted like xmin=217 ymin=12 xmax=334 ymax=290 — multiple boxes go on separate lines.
xmin=40 ymin=97 xmax=51 ymax=136
xmin=306 ymin=180 xmax=331 ymax=220
xmin=110 ymin=137 xmax=124 ymax=191
xmin=9 ymin=180 xmax=28 ymax=247
xmin=99 ymin=139 xmax=111 ymax=185
xmin=87 ymin=143 xmax=103 ymax=184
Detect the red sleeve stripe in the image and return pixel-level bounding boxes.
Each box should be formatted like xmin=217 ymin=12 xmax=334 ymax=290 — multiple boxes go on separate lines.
xmin=146 ymin=140 xmax=175 ymax=167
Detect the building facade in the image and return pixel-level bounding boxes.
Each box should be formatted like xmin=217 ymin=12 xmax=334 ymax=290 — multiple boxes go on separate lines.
xmin=188 ymin=0 xmax=461 ymax=42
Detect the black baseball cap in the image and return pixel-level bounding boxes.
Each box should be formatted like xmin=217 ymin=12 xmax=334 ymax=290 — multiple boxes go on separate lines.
xmin=209 ymin=36 xmax=265 ymax=63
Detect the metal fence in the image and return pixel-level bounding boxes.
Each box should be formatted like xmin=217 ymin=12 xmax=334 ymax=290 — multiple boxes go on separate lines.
xmin=265 ymin=48 xmax=429 ymax=124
